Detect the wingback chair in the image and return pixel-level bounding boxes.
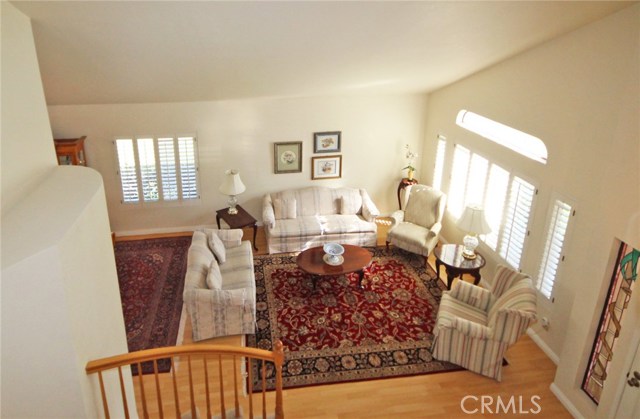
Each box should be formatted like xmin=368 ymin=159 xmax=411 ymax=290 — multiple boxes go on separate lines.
xmin=386 ymin=184 xmax=446 ymax=265
xmin=431 ymin=265 xmax=537 ymax=381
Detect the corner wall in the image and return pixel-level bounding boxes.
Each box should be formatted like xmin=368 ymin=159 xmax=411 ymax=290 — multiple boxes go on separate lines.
xmin=421 ymin=5 xmax=639 ymax=417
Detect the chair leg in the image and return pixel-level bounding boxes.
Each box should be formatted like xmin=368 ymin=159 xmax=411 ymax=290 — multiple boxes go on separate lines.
xmin=385 ymin=241 xmax=390 ymax=251
xmin=425 ymin=257 xmax=429 ymax=268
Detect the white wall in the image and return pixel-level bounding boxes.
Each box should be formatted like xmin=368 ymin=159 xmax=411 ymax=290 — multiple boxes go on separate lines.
xmin=0 ymin=3 xmax=134 ymax=417
xmin=421 ymin=5 xmax=639 ymax=418
xmin=0 ymin=1 xmax=57 ymax=213
xmin=48 ymin=94 xmax=428 ymax=234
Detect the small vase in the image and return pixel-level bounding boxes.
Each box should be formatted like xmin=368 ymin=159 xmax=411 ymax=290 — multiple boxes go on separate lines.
xmin=407 ymin=169 xmax=414 ymax=180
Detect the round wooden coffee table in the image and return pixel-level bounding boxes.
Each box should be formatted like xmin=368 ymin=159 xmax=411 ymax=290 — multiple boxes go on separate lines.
xmin=296 ymin=245 xmax=373 ymax=289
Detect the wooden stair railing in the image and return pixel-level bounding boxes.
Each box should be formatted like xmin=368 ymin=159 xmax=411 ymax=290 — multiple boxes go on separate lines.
xmin=86 ymin=341 xmax=284 ymax=419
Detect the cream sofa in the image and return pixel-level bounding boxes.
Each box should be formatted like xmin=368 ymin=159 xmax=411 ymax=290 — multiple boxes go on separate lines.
xmin=183 ymin=229 xmax=256 ymax=341
xmin=262 ymin=186 xmax=380 ymax=254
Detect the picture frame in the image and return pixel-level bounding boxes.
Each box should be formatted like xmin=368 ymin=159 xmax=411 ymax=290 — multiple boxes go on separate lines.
xmin=273 ymin=141 xmax=303 ymax=174
xmin=312 ymin=155 xmax=342 ymax=180
xmin=313 ymin=131 xmax=341 ymax=153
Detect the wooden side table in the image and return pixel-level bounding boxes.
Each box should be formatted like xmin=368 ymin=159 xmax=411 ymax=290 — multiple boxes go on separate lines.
xmin=434 ymin=244 xmax=486 ymax=290
xmin=215 ymin=205 xmax=258 ymax=251
xmin=397 ymin=177 xmax=418 ymax=209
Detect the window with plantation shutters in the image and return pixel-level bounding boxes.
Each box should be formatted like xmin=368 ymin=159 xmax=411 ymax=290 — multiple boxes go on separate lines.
xmin=447 ymin=144 xmax=537 ymax=270
xmin=537 ymin=200 xmax=573 ymax=299
xmin=432 ymin=135 xmax=447 ymax=191
xmin=114 ymin=135 xmax=199 ymax=204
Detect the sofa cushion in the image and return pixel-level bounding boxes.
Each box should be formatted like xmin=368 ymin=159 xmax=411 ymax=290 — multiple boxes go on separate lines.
xmin=405 ymin=187 xmax=440 ymax=228
xmin=206 ymin=260 xmax=223 ymax=289
xmin=340 ymin=196 xmax=359 ymax=215
xmin=436 ymin=293 xmax=488 ymax=329
xmin=273 ymin=198 xmax=297 ymax=219
xmin=271 ymin=186 xmax=363 ymax=217
xmin=268 ymin=214 xmax=376 ymax=238
xmin=208 ymin=231 xmax=226 ymax=264
xmin=187 ymin=232 xmax=215 ymax=275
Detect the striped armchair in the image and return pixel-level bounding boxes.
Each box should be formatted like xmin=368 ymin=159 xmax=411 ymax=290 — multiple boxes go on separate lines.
xmin=431 ymin=265 xmax=537 ymax=381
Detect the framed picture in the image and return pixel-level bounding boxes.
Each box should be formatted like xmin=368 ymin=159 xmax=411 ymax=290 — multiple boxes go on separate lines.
xmin=313 ymin=131 xmax=341 ymax=153
xmin=273 ymin=141 xmax=302 ymax=174
xmin=312 ymin=155 xmax=342 ymax=180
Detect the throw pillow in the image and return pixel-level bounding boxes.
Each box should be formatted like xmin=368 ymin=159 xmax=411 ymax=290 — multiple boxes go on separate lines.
xmin=206 ymin=259 xmax=223 ymax=290
xmin=212 ymin=229 xmax=243 ymax=248
xmin=273 ymin=198 xmax=297 ymax=219
xmin=339 ymin=196 xmax=359 ymax=215
xmin=207 ymin=231 xmax=226 ymax=264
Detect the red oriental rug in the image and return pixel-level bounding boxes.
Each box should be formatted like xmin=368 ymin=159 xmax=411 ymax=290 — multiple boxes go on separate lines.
xmin=114 ymin=236 xmax=191 ymax=375
xmin=247 ymin=247 xmax=461 ymax=390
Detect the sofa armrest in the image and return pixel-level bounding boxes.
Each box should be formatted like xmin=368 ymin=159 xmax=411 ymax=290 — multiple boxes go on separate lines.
xmin=360 ymin=190 xmax=381 ymax=222
xmin=389 ymin=210 xmax=405 ymax=226
xmin=262 ymin=194 xmax=276 ymax=229
xmin=449 ymin=280 xmax=493 ymax=311
xmin=453 ymin=317 xmax=492 ymax=339
xmin=430 ymin=221 xmax=442 ymax=237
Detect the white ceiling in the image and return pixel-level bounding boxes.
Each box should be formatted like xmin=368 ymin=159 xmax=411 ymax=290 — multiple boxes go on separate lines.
xmin=12 ymin=1 xmax=634 ymax=106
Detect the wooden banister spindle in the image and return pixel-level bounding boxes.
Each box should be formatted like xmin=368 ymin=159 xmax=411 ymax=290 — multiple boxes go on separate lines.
xmin=203 ymin=357 xmax=212 ymax=419
xmin=117 ymin=366 xmax=130 ymax=419
xmin=261 ymin=360 xmax=267 ymax=419
xmin=137 ymin=363 xmax=149 ymax=419
xmin=98 ymin=371 xmax=111 ymax=419
xmin=274 ymin=340 xmax=285 ymax=419
xmin=233 ymin=356 xmax=240 ymax=417
xmin=153 ymin=360 xmax=164 ymax=418
xmin=171 ymin=358 xmax=181 ymax=418
xmin=188 ymin=355 xmax=196 ymax=418
xmin=248 ymin=359 xmax=254 ymax=419
xmin=219 ymin=355 xmax=226 ymax=419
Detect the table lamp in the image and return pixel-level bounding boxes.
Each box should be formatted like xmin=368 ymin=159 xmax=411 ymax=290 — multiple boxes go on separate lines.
xmin=456 ymin=205 xmax=492 ymax=259
xmin=219 ymin=169 xmax=246 ymax=215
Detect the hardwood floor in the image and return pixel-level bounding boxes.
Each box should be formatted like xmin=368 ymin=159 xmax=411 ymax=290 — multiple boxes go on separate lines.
xmin=121 ymin=222 xmax=570 ymax=418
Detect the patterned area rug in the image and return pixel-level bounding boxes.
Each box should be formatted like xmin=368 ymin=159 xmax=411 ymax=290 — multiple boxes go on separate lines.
xmin=247 ymin=247 xmax=461 ymax=390
xmin=114 ymin=236 xmax=191 ymax=375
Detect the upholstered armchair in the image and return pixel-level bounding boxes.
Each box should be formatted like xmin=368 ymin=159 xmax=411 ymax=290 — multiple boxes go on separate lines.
xmin=431 ymin=265 xmax=537 ymax=381
xmin=386 ymin=184 xmax=446 ymax=265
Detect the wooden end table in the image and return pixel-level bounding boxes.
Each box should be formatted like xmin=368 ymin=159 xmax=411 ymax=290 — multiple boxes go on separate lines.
xmin=434 ymin=244 xmax=486 ymax=290
xmin=397 ymin=177 xmax=418 ymax=209
xmin=215 ymin=205 xmax=258 ymax=251
xmin=296 ymin=245 xmax=373 ymax=289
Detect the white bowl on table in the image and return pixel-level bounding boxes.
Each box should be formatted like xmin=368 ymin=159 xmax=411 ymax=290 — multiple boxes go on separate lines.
xmin=323 ymin=243 xmax=345 ymax=266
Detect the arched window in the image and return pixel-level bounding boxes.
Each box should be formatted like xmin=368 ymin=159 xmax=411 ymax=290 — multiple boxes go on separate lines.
xmin=456 ymin=110 xmax=548 ymax=164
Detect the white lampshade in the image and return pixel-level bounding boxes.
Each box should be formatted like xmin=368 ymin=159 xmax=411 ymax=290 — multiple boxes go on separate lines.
xmin=219 ymin=169 xmax=246 ymax=196
xmin=456 ymin=205 xmax=492 ymax=235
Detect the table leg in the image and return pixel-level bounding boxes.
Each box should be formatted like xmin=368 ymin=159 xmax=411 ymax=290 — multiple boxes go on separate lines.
xmin=252 ymin=223 xmax=258 ymax=251
xmin=216 ymin=214 xmax=221 ymax=229
xmin=472 ymin=271 xmax=482 ymax=286
xmin=357 ymin=270 xmax=365 ymax=289
xmin=444 ymin=267 xmax=455 ymax=290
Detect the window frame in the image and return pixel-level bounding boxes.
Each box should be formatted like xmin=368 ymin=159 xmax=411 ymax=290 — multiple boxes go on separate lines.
xmin=113 ymin=134 xmax=200 ymax=206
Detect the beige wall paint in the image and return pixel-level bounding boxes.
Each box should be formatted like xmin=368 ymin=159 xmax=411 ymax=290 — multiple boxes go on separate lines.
xmin=0 ymin=1 xmax=57 ymax=213
xmin=1 ymin=3 xmax=134 ymax=416
xmin=421 ymin=5 xmax=639 ymax=417
xmin=48 ymin=94 xmax=428 ymax=234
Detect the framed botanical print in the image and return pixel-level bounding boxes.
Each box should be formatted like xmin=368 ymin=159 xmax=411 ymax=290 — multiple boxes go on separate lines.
xmin=313 ymin=131 xmax=341 ymax=153
xmin=273 ymin=142 xmax=302 ymax=174
xmin=312 ymin=155 xmax=342 ymax=180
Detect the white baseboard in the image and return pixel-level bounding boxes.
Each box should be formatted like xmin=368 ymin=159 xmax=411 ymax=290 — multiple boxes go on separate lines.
xmin=115 ymin=224 xmax=217 ymax=237
xmin=527 ymin=328 xmax=560 ymax=365
xmin=550 ymin=383 xmax=584 ymax=419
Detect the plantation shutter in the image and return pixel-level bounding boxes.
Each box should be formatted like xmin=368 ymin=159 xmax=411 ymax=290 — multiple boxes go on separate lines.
xmin=465 ymin=153 xmax=489 ymax=207
xmin=537 ymin=200 xmax=573 ymax=298
xmin=432 ymin=136 xmax=447 ymax=190
xmin=115 ymin=138 xmax=140 ymax=203
xmin=499 ymin=176 xmax=535 ymax=269
xmin=483 ymin=164 xmax=510 ymax=250
xmin=137 ymin=138 xmax=159 ymax=202
xmin=177 ymin=136 xmax=199 ymax=200
xmin=448 ymin=145 xmax=470 ymax=218
xmin=158 ymin=137 xmax=179 ymax=201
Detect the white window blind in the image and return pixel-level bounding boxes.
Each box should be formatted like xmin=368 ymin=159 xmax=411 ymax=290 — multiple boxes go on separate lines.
xmin=114 ymin=136 xmax=199 ymax=204
xmin=537 ymin=200 xmax=573 ymax=299
xmin=499 ymin=176 xmax=536 ymax=269
xmin=433 ymin=135 xmax=447 ymax=190
xmin=115 ymin=139 xmax=139 ymax=203
xmin=158 ymin=137 xmax=178 ymax=201
xmin=448 ymin=145 xmax=537 ymax=269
